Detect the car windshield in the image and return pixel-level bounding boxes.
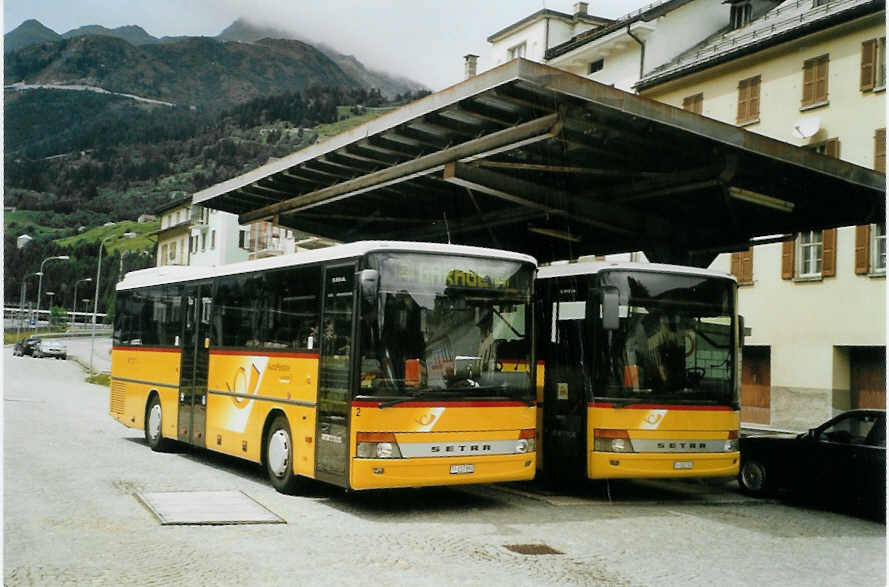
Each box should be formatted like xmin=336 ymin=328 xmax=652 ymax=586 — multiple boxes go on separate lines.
xmin=358 ymin=253 xmax=534 ymax=403
xmin=594 ymin=270 xmax=736 ymax=405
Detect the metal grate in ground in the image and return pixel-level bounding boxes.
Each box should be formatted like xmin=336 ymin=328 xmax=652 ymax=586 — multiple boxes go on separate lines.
xmin=137 ymin=490 xmax=285 ymax=525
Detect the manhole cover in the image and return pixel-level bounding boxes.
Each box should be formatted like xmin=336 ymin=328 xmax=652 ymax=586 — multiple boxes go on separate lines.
xmin=504 ymin=544 xmax=564 ymax=555
xmin=137 ymin=490 xmax=285 ymax=525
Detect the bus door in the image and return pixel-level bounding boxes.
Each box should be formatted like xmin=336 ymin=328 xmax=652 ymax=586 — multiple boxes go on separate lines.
xmin=541 ymin=280 xmax=589 ymax=483
xmin=178 ymin=284 xmax=212 ymax=448
xmin=315 ymin=263 xmax=356 ymax=487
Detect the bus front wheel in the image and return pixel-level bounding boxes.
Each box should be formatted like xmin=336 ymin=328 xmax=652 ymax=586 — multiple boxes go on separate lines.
xmin=265 ymin=415 xmax=305 ymax=495
xmin=145 ymin=395 xmax=173 ymax=452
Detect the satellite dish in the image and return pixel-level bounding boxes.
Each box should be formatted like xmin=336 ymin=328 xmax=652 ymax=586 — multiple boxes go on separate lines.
xmin=791 ymin=116 xmax=820 ymax=139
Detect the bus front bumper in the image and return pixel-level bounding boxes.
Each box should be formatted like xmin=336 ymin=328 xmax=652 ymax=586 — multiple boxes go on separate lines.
xmin=350 ymin=453 xmax=536 ymax=490
xmin=588 ymin=451 xmax=739 ymax=479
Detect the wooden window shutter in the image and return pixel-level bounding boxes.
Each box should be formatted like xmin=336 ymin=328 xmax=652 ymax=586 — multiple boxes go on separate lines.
xmin=823 ymin=138 xmax=840 ymax=159
xmin=737 ymin=79 xmax=749 ymax=123
xmin=861 ymin=39 xmax=877 ymax=91
xmin=730 ymin=252 xmax=742 ymax=279
xmin=875 ymin=128 xmax=886 ymax=174
xmin=749 ymin=76 xmax=761 ymax=119
xmin=815 ymin=56 xmax=829 ymax=103
xmin=740 ymin=248 xmax=754 ymax=283
xmin=683 ymin=93 xmax=702 ymax=114
xmin=855 ymin=224 xmax=871 ymax=274
xmin=781 ymin=238 xmax=795 ymax=279
xmin=802 ymin=59 xmax=816 ymax=106
xmin=822 ymin=228 xmax=837 ymax=277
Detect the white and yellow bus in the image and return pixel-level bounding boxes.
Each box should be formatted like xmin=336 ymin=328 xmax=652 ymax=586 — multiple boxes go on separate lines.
xmin=535 ymin=260 xmax=740 ymax=483
xmin=110 ymin=241 xmax=538 ymax=493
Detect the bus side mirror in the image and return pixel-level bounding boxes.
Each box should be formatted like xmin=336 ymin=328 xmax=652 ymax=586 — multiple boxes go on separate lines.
xmin=359 ymin=269 xmax=379 ymax=303
xmin=602 ymin=288 xmax=619 ymax=331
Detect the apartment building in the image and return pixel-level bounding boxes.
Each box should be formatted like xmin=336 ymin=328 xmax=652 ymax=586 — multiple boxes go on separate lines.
xmin=636 ymin=0 xmax=885 ymax=429
xmin=486 ymin=0 xmax=886 ymax=429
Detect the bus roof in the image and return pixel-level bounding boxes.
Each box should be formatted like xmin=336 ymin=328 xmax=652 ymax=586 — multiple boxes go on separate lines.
xmin=537 ymin=259 xmax=736 ymax=282
xmin=118 ymin=240 xmax=537 ymax=291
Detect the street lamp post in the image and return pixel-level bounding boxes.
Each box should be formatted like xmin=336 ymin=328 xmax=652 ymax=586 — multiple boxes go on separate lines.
xmin=16 ymin=272 xmax=41 ymax=340
xmin=90 ymin=232 xmax=136 ymax=374
xmin=73 ymin=278 xmax=92 ymax=327
xmin=34 ymin=256 xmax=71 ymax=334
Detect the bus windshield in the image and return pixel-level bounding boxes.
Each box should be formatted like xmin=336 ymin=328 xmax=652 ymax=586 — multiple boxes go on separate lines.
xmin=358 ymin=253 xmax=534 ymax=403
xmin=594 ymin=270 xmax=736 ymax=406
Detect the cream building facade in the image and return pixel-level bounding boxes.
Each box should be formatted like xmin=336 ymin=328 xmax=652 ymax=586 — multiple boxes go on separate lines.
xmin=485 ymin=0 xmax=886 ymax=429
xmin=636 ymin=0 xmax=885 ymax=430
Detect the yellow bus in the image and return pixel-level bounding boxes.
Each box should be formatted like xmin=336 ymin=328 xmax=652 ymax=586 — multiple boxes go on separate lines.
xmin=110 ymin=241 xmax=537 ymax=493
xmin=535 ymin=260 xmax=740 ymax=483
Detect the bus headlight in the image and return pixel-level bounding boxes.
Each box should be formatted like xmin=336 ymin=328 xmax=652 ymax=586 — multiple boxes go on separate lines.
xmin=516 ymin=428 xmax=536 ymax=453
xmin=356 ymin=432 xmax=403 ymax=459
xmin=725 ymin=430 xmax=739 ymax=452
xmin=594 ymin=429 xmax=635 ymax=453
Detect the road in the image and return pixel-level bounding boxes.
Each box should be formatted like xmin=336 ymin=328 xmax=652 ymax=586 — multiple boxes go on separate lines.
xmin=4 ymin=348 xmax=886 ymax=586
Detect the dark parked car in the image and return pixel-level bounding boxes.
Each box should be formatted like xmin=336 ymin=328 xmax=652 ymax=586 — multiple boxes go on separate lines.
xmin=738 ymin=409 xmax=885 ymax=516
xmin=12 ymin=337 xmax=41 ymax=357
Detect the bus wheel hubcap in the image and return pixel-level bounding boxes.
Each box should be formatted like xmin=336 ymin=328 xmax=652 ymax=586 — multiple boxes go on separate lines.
xmin=148 ymin=404 xmax=162 ymax=440
xmin=268 ymin=430 xmax=290 ymax=478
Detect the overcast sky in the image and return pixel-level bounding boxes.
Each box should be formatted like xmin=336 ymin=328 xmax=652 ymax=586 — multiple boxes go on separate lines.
xmin=4 ymin=1 xmax=656 ymax=90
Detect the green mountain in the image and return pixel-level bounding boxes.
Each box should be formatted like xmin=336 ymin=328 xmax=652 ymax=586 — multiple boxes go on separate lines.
xmin=4 ymin=34 xmax=357 ymax=110
xmin=216 ymin=18 xmax=427 ymax=98
xmin=3 ymin=19 xmax=62 ymax=53
xmin=61 ymin=24 xmax=159 ymax=46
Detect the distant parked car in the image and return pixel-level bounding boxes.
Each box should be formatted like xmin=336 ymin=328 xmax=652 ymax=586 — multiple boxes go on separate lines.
xmin=34 ymin=339 xmax=67 ymax=360
xmin=738 ymin=409 xmax=885 ymax=516
xmin=13 ymin=336 xmax=41 ymax=357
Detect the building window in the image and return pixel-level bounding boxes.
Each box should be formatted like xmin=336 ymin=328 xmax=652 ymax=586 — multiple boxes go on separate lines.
xmin=872 ymin=224 xmax=887 ymax=274
xmin=160 ymin=244 xmax=168 ymax=265
xmin=201 ymin=232 xmax=206 ymax=252
xmin=797 ymin=230 xmax=823 ymax=277
xmin=861 ymin=37 xmax=886 ymax=92
xmin=508 ymin=42 xmax=526 ymax=60
xmin=812 ymin=0 xmax=829 ymax=6
xmin=876 ymin=128 xmax=886 ymax=173
xmin=730 ymin=2 xmax=753 ymax=29
xmin=730 ymin=247 xmax=754 ymax=284
xmin=858 ymin=224 xmax=887 ymax=275
xmin=801 ymin=54 xmax=829 ymax=108
xmin=682 ymin=92 xmax=703 ymax=114
xmin=736 ymin=75 xmax=761 ymax=124
xmin=783 ymin=229 xmax=837 ymax=280
xmin=211 ymin=230 xmax=217 ymax=250
xmin=588 ymin=59 xmax=604 ymax=75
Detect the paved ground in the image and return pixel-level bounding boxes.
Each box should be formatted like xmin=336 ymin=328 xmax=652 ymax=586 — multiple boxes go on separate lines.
xmin=4 ymin=347 xmax=886 ymax=586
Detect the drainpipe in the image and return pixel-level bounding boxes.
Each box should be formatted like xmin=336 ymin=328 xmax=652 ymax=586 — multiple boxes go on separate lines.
xmin=627 ymin=23 xmax=645 ymax=80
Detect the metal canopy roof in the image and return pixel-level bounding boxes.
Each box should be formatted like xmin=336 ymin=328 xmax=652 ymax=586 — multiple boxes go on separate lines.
xmin=194 ymin=59 xmax=885 ymax=266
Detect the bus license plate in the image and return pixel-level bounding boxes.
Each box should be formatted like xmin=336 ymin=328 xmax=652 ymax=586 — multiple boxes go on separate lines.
xmin=450 ymin=464 xmax=474 ymax=475
xmin=673 ymin=461 xmax=693 ymax=470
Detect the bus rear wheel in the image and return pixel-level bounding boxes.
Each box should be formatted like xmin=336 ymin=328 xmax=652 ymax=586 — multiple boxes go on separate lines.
xmin=145 ymin=395 xmax=173 ymax=452
xmin=265 ymin=415 xmax=305 ymax=495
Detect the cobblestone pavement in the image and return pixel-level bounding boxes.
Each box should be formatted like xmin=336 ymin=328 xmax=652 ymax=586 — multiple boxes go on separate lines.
xmin=4 ymin=348 xmax=886 ymax=586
